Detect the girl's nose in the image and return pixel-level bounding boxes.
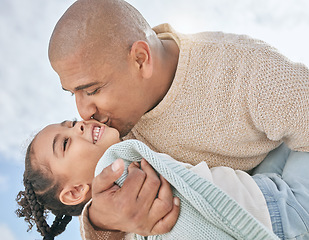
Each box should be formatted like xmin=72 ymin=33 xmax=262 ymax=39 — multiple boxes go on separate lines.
xmin=74 ymin=121 xmax=85 ymax=134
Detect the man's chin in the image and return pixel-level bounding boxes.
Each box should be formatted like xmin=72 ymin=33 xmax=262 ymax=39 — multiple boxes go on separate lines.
xmin=119 ymin=123 xmax=135 ymax=138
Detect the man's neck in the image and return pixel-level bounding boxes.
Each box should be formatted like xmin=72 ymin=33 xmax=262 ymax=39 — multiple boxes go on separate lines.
xmin=149 ymin=39 xmax=179 ymax=112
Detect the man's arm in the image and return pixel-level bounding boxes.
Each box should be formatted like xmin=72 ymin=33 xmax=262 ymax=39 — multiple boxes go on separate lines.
xmin=88 ymin=159 xmax=180 ymax=236
xmin=248 ymin=47 xmax=309 ymax=152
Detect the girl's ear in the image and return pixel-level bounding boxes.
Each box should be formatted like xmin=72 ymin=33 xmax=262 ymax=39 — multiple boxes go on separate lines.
xmin=59 ymin=184 xmax=90 ymax=206
xmin=130 ymin=40 xmax=153 ymax=79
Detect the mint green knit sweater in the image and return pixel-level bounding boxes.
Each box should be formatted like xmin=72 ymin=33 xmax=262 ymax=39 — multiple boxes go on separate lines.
xmin=95 ymin=140 xmax=278 ymax=240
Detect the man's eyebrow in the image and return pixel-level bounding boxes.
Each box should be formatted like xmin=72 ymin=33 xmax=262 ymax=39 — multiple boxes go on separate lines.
xmin=53 ymin=134 xmax=60 ymax=157
xmin=62 ymin=82 xmax=99 ymax=92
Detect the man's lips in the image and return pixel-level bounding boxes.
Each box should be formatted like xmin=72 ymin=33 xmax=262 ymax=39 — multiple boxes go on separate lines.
xmin=104 ymin=118 xmax=110 ymax=127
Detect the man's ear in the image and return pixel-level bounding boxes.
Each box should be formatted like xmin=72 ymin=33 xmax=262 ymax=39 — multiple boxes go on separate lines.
xmin=130 ymin=40 xmax=153 ymax=79
xmin=59 ymin=184 xmax=90 ymax=206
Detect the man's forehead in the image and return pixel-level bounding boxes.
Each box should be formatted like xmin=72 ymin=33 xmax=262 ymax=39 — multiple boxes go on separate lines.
xmin=56 ymin=59 xmax=91 ymax=90
xmin=55 ymin=51 xmax=112 ymax=91
xmin=60 ymin=64 xmax=112 ymax=90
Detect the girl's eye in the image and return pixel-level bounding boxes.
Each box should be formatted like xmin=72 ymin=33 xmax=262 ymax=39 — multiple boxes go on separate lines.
xmin=63 ymin=138 xmax=69 ymax=151
xmin=72 ymin=120 xmax=77 ymax=127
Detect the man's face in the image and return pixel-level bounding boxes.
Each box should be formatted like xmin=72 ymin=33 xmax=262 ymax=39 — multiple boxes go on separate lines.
xmin=53 ymin=53 xmax=149 ymax=137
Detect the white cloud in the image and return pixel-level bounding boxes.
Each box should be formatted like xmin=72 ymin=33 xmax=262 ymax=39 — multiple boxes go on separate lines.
xmin=0 ymin=223 xmax=16 ymax=240
xmin=0 ymin=0 xmax=78 ymax=163
xmin=0 ymin=1 xmax=308 ymax=240
xmin=0 ymin=0 xmax=308 ymax=166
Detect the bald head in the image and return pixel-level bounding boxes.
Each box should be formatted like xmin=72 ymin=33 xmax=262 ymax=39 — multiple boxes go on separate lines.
xmin=48 ymin=0 xmax=154 ymax=64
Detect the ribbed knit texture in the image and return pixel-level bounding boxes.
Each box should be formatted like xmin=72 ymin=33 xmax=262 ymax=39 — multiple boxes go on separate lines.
xmin=125 ymin=24 xmax=309 ymax=171
xmin=94 ymin=140 xmax=279 ymax=240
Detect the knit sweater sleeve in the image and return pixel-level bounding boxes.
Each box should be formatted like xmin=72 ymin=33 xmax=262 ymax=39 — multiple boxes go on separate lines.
xmin=248 ymin=46 xmax=309 ymax=151
xmin=79 ymin=200 xmax=127 ymax=240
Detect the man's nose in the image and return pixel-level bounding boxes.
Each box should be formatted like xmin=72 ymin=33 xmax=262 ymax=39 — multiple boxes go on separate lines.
xmin=92 ymin=112 xmax=109 ymax=124
xmin=75 ymin=94 xmax=96 ymax=120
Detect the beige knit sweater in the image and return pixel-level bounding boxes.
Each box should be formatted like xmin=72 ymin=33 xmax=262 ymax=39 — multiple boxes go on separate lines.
xmin=80 ymin=23 xmax=309 ymax=240
xmin=127 ymin=24 xmax=309 ymax=170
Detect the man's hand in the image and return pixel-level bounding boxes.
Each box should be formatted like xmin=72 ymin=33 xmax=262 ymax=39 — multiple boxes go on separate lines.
xmin=89 ymin=158 xmax=180 ymax=236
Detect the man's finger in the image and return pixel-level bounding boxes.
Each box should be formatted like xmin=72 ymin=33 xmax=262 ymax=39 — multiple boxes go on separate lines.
xmin=156 ymin=175 xmax=173 ymax=202
xmin=137 ymin=159 xmax=161 ymax=209
xmin=120 ymin=161 xmax=147 ymax=198
xmin=92 ymin=158 xmax=125 ymax=194
xmin=148 ymin=175 xmax=174 ymax=223
xmin=151 ymin=197 xmax=180 ymax=235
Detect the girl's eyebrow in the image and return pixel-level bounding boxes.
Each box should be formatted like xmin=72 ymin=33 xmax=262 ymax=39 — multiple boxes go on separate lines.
xmin=52 ymin=121 xmax=68 ymax=157
xmin=60 ymin=120 xmax=68 ymax=126
xmin=53 ymin=134 xmax=60 ymax=158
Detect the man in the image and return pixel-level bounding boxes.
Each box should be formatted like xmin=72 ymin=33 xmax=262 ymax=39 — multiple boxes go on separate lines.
xmin=48 ymin=0 xmax=309 ymax=239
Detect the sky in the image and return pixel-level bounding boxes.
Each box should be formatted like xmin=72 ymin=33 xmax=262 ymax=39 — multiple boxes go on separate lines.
xmin=0 ymin=0 xmax=308 ymax=239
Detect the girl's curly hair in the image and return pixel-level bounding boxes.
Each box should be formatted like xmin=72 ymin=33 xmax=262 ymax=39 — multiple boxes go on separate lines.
xmin=16 ymin=136 xmax=86 ymax=239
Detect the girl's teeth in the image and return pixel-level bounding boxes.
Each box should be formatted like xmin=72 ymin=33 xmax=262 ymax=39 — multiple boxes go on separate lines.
xmin=93 ymin=127 xmax=101 ymax=143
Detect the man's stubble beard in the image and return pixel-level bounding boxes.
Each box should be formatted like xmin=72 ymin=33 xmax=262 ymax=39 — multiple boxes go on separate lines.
xmin=119 ymin=122 xmax=135 ymax=138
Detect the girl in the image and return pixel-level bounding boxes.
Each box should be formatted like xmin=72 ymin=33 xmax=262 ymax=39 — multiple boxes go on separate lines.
xmin=16 ymin=120 xmax=308 ymax=239
xmin=16 ymin=119 xmax=120 ymax=240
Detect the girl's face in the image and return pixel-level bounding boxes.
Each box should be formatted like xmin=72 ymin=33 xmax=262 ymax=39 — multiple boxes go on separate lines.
xmin=32 ymin=119 xmax=120 ymax=187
